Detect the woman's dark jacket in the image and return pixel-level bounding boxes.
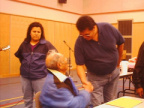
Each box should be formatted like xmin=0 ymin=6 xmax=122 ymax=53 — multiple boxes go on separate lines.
xmin=15 ymin=39 xmax=57 ymax=80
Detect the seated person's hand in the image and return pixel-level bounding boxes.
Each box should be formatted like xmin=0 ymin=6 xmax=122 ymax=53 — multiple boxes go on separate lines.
xmin=136 ymin=87 xmax=144 ymax=98
xmin=83 ymin=81 xmax=93 ymax=93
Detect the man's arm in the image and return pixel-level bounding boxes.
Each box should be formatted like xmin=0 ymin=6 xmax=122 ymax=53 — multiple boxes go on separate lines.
xmin=76 ymin=65 xmax=93 ymax=91
xmin=76 ymin=65 xmax=87 ymax=84
xmin=117 ymin=43 xmax=124 ymax=67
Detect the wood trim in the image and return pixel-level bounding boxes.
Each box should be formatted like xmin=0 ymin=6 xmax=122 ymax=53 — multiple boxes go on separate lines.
xmin=0 ymin=12 xmax=75 ymax=25
xmin=84 ymin=9 xmax=144 ymax=15
xmin=133 ymin=22 xmax=144 ymax=24
xmin=10 ymin=0 xmax=82 ymax=15
xmin=0 ymin=74 xmax=20 ymax=78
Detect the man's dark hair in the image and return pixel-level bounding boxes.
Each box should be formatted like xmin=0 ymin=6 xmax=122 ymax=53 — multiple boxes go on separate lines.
xmin=76 ymin=15 xmax=96 ymax=32
xmin=25 ymin=22 xmax=45 ymax=43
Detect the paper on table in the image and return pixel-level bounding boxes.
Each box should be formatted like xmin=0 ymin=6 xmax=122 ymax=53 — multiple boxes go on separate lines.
xmin=106 ymin=97 xmax=142 ymax=108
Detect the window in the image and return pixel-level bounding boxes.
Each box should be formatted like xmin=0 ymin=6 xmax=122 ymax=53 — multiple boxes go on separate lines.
xmin=118 ymin=20 xmax=132 ymax=60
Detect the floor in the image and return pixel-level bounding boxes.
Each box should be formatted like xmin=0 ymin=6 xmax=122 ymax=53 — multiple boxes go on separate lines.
xmin=0 ymin=70 xmax=137 ymax=108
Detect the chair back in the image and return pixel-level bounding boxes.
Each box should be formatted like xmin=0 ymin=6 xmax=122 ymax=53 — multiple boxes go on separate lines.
xmin=35 ymin=91 xmax=42 ymax=108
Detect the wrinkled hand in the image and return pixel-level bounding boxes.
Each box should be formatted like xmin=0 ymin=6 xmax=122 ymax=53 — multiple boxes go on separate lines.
xmin=136 ymin=88 xmax=144 ymax=98
xmin=83 ymin=81 xmax=93 ymax=93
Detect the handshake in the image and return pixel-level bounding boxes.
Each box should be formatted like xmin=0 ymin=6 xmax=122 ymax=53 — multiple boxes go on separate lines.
xmin=82 ymin=81 xmax=94 ymax=93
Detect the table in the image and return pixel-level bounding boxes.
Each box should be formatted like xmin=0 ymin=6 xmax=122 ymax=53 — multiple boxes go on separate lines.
xmin=94 ymin=96 xmax=144 ymax=108
xmin=117 ymin=71 xmax=135 ymax=97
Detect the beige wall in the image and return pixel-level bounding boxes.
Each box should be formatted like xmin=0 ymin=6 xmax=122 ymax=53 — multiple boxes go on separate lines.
xmin=10 ymin=0 xmax=83 ymax=14
xmin=0 ymin=0 xmax=81 ymax=24
xmin=1 ymin=0 xmax=144 ymax=24
xmin=84 ymin=0 xmax=144 ymax=23
xmin=84 ymin=0 xmax=144 ymax=14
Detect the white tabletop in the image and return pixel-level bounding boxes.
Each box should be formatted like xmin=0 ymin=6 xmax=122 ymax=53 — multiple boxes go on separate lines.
xmin=120 ymin=71 xmax=133 ymax=77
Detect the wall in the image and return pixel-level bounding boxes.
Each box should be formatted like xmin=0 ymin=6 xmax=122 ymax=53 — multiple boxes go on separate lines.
xmin=84 ymin=0 xmax=144 ymax=14
xmin=132 ymin=22 xmax=144 ymax=57
xmin=0 ymin=14 xmax=10 ymax=77
xmin=10 ymin=0 xmax=83 ymax=14
xmin=83 ymin=0 xmax=144 ymax=23
xmin=0 ymin=13 xmax=79 ymax=78
xmin=0 ymin=0 xmax=144 ymax=77
xmin=83 ymin=0 xmax=144 ymax=58
xmin=0 ymin=0 xmax=82 ymax=23
xmin=0 ymin=0 xmax=82 ymax=77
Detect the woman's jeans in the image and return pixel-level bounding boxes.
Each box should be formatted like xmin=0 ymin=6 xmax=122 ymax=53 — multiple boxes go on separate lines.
xmin=21 ymin=76 xmax=46 ymax=108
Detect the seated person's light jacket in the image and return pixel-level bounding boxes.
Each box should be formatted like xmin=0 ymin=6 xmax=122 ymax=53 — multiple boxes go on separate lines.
xmin=40 ymin=69 xmax=90 ymax=108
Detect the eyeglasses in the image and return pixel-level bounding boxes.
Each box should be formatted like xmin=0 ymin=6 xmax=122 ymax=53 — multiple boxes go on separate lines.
xmin=79 ymin=26 xmax=98 ymax=37
xmin=79 ymin=34 xmax=90 ymax=37
xmin=79 ymin=29 xmax=94 ymax=37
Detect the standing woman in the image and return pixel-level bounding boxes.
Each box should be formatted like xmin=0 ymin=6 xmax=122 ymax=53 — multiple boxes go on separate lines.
xmin=15 ymin=22 xmax=57 ymax=108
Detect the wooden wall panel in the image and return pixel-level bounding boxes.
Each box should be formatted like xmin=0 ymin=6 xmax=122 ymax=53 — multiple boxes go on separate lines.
xmin=47 ymin=21 xmax=55 ymax=45
xmin=71 ymin=24 xmax=79 ymax=69
xmin=54 ymin=22 xmax=69 ymax=57
xmin=0 ymin=14 xmax=10 ymax=77
xmin=53 ymin=22 xmax=79 ymax=69
xmin=1 ymin=12 xmax=143 ymax=78
xmin=0 ymin=13 xmax=79 ymax=78
xmin=132 ymin=22 xmax=144 ymax=57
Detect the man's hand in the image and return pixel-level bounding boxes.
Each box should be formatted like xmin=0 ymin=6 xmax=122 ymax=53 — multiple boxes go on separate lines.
xmin=136 ymin=88 xmax=144 ymax=98
xmin=83 ymin=81 xmax=94 ymax=92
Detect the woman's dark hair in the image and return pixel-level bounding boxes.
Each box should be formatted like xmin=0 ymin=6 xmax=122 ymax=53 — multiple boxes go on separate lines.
xmin=76 ymin=15 xmax=96 ymax=32
xmin=25 ymin=22 xmax=45 ymax=43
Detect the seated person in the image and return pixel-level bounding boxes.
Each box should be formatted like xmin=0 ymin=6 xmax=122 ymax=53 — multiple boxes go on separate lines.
xmin=40 ymin=51 xmax=93 ymax=108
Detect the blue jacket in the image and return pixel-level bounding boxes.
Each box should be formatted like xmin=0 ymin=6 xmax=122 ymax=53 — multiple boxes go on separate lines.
xmin=15 ymin=39 xmax=57 ymax=79
xmin=40 ymin=71 xmax=90 ymax=108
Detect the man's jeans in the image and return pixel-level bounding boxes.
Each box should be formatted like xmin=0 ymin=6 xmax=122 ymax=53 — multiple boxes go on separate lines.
xmin=87 ymin=67 xmax=120 ymax=107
